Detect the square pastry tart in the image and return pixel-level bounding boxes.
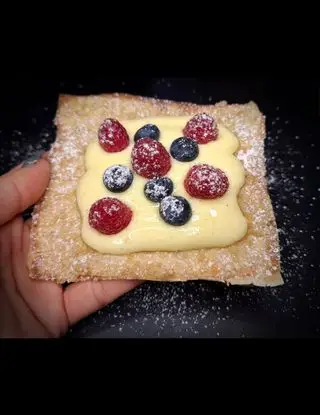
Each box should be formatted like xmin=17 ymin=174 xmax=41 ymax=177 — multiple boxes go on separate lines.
xmin=28 ymin=93 xmax=283 ymax=286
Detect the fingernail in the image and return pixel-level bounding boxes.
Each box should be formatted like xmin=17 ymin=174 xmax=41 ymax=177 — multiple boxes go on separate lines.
xmin=22 ymin=150 xmax=45 ymax=167
xmin=23 ymin=205 xmax=34 ymax=221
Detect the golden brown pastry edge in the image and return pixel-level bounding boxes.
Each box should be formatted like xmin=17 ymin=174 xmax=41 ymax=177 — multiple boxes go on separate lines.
xmin=28 ymin=93 xmax=283 ymax=287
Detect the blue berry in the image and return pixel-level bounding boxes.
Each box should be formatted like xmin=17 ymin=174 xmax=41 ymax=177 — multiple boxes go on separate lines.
xmin=144 ymin=177 xmax=173 ymax=203
xmin=103 ymin=165 xmax=133 ymax=193
xmin=170 ymin=136 xmax=199 ymax=162
xmin=134 ymin=124 xmax=160 ymax=142
xmin=159 ymin=195 xmax=192 ymax=226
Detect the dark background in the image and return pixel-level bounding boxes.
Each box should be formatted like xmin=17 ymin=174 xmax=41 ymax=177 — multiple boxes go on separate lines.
xmin=0 ymin=76 xmax=319 ymax=337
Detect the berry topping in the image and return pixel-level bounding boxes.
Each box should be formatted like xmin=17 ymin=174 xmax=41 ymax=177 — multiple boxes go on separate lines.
xmin=88 ymin=197 xmax=133 ymax=235
xmin=98 ymin=118 xmax=129 ymax=152
xmin=159 ymin=196 xmax=192 ymax=226
xmin=131 ymin=138 xmax=171 ymax=179
xmin=184 ymin=164 xmax=229 ymax=199
xmin=103 ymin=165 xmax=133 ymax=193
xmin=144 ymin=177 xmax=174 ymax=203
xmin=183 ymin=113 xmax=218 ymax=144
xmin=170 ymin=136 xmax=199 ymax=162
xmin=134 ymin=124 xmax=160 ymax=142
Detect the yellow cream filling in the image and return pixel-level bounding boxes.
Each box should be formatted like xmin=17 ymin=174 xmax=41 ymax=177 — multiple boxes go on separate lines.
xmin=76 ymin=116 xmax=247 ymax=254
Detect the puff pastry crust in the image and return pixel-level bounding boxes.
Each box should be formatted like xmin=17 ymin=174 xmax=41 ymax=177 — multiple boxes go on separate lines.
xmin=28 ymin=94 xmax=282 ymax=286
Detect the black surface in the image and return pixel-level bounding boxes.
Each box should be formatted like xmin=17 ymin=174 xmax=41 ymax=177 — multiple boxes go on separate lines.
xmin=0 ymin=77 xmax=319 ymax=338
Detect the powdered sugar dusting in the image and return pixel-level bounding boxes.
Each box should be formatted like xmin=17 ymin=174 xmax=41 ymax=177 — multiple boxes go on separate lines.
xmin=146 ymin=182 xmax=166 ymax=198
xmin=99 ymin=119 xmax=118 ymax=146
xmin=98 ymin=118 xmax=129 ymax=152
xmin=17 ymin=95 xmax=315 ymax=337
xmin=104 ymin=202 xmax=120 ymax=215
xmin=210 ymin=209 xmax=217 ymax=217
xmin=160 ymin=196 xmax=185 ymax=218
xmin=49 ymin=126 xmax=83 ymax=194
xmin=0 ymin=86 xmax=316 ymax=338
xmin=0 ymin=77 xmax=316 ymax=339
xmin=144 ymin=179 xmax=172 ymax=201
xmin=103 ymin=165 xmax=133 ymax=191
xmin=88 ymin=197 xmax=132 ymax=235
xmin=134 ymin=141 xmax=160 ymax=158
xmin=29 ymin=95 xmax=282 ymax=288
xmin=183 ymin=112 xmax=218 ymax=144
xmin=131 ymin=138 xmax=171 ymax=179
xmin=237 ymin=140 xmax=264 ymax=177
xmin=185 ymin=164 xmax=229 ymax=199
xmin=0 ymin=123 xmax=55 ymax=175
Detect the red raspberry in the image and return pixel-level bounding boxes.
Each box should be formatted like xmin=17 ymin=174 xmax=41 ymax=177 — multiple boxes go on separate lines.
xmin=98 ymin=118 xmax=129 ymax=152
xmin=183 ymin=113 xmax=218 ymax=144
xmin=184 ymin=164 xmax=229 ymax=199
xmin=88 ymin=197 xmax=133 ymax=235
xmin=131 ymin=138 xmax=171 ymax=179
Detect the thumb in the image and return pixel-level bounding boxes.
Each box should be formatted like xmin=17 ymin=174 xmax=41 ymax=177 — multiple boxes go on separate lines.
xmin=0 ymin=158 xmax=50 ymax=226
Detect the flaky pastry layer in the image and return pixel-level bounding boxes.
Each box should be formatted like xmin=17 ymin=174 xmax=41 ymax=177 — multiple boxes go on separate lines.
xmin=28 ymin=94 xmax=282 ymax=286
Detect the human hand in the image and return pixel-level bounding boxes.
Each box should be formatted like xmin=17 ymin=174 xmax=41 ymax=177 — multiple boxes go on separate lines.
xmin=0 ymin=155 xmax=141 ymax=338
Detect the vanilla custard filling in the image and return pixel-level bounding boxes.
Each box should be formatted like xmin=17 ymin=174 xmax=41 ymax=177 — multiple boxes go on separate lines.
xmin=77 ymin=116 xmax=247 ymax=254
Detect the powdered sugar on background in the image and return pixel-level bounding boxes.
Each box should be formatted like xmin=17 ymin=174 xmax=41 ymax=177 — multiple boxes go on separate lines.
xmin=0 ymin=125 xmax=55 ymax=173
xmin=69 ymin=102 xmax=319 ymax=338
xmin=0 ymin=87 xmax=319 ymax=338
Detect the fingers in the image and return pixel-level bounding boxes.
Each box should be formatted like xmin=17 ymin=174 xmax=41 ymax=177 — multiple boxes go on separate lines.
xmin=5 ymin=164 xmax=25 ymax=176
xmin=0 ymin=217 xmax=56 ymax=338
xmin=14 ymin=221 xmax=68 ymax=337
xmin=64 ymin=279 xmax=142 ymax=326
xmin=5 ymin=151 xmax=49 ymax=176
xmin=40 ymin=151 xmax=50 ymax=161
xmin=0 ymin=219 xmax=14 ymax=289
xmin=0 ymin=158 xmax=50 ymax=226
xmin=24 ymin=218 xmax=32 ymax=231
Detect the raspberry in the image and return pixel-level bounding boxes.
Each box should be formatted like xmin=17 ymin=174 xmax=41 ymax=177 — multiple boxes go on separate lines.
xmin=184 ymin=164 xmax=229 ymax=199
xmin=88 ymin=197 xmax=133 ymax=235
xmin=131 ymin=138 xmax=171 ymax=179
xmin=98 ymin=118 xmax=129 ymax=152
xmin=183 ymin=113 xmax=218 ymax=144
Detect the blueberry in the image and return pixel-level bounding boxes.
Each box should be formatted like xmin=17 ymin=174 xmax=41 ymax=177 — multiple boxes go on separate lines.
xmin=134 ymin=124 xmax=160 ymax=142
xmin=159 ymin=195 xmax=192 ymax=226
xmin=170 ymin=136 xmax=199 ymax=162
xmin=103 ymin=165 xmax=133 ymax=193
xmin=144 ymin=177 xmax=174 ymax=203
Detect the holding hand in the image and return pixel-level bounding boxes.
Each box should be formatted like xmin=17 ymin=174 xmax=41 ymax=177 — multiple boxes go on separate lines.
xmin=0 ymin=156 xmax=140 ymax=338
